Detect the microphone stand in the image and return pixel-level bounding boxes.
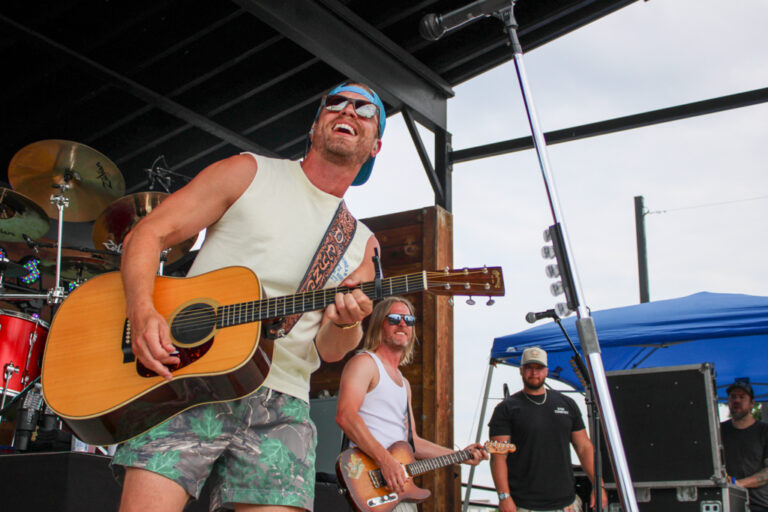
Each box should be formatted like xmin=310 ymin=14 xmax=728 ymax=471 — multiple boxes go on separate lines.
xmin=494 ymin=2 xmax=638 ymax=510
xmin=554 ymin=318 xmax=602 ymax=512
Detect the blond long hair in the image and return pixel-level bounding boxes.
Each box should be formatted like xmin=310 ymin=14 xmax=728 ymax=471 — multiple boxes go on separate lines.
xmin=362 ymin=297 xmax=418 ymax=366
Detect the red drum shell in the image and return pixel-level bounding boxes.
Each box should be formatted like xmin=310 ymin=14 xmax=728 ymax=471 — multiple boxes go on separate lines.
xmin=0 ymin=310 xmax=49 ymax=394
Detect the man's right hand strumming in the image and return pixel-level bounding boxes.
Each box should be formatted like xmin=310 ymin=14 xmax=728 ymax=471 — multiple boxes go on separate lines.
xmin=127 ymin=300 xmax=179 ymax=380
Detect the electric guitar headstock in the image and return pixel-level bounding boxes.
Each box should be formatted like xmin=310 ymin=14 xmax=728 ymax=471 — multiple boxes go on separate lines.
xmin=484 ymin=440 xmax=517 ymax=454
xmin=425 ymin=267 xmax=505 ymax=301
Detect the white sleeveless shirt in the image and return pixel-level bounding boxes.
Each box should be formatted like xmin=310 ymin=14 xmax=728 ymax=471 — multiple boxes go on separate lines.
xmin=188 ymin=153 xmax=373 ymax=401
xmin=356 ymin=351 xmax=409 ymax=449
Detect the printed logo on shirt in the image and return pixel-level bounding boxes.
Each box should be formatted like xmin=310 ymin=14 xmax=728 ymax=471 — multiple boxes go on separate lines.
xmin=330 ymin=257 xmax=350 ymax=284
xmin=554 ymin=406 xmax=569 ymax=415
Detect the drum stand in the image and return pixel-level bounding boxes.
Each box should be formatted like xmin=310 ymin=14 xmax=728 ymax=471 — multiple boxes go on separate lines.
xmin=0 ymin=363 xmax=20 ymax=422
xmin=0 ymin=188 xmax=72 ymax=305
xmin=0 ymin=188 xmax=72 ymax=448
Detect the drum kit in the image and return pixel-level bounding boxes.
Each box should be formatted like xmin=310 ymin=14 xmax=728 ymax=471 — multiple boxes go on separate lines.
xmin=0 ymin=139 xmax=196 ymax=449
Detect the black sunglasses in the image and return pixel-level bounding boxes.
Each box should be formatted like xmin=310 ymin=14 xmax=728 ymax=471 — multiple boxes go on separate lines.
xmin=385 ymin=313 xmax=416 ymax=326
xmin=323 ymin=94 xmax=379 ymax=119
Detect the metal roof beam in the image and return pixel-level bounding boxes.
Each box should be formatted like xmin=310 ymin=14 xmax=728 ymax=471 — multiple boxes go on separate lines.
xmin=0 ymin=13 xmax=276 ymax=157
xmin=402 ymin=108 xmax=445 ymax=206
xmin=233 ymin=0 xmax=452 ymax=131
xmin=451 ymin=87 xmax=768 ymax=163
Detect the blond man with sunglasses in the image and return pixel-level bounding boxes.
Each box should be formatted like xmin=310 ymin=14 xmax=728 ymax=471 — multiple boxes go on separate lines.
xmin=336 ymin=298 xmax=487 ymax=511
xmin=112 ymin=81 xmax=387 ymax=512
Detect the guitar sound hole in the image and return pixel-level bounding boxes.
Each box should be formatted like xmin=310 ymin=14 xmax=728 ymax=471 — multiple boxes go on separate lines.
xmin=171 ymin=302 xmax=216 ymax=345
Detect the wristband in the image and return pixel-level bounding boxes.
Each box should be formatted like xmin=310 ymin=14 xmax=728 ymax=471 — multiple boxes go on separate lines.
xmin=334 ymin=320 xmax=360 ymax=330
xmin=731 ymin=476 xmax=736 ymax=484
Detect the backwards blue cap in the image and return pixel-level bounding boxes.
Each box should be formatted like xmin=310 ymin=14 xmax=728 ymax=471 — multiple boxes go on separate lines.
xmin=313 ymin=82 xmax=386 ymax=186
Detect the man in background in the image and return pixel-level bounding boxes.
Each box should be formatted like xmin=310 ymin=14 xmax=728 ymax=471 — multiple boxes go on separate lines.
xmin=721 ymin=380 xmax=768 ymax=512
xmin=489 ymin=347 xmax=606 ymax=512
xmin=336 ymin=297 xmax=486 ymax=512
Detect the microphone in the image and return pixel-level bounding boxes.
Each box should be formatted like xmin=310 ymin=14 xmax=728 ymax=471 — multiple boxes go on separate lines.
xmin=419 ymin=0 xmax=510 ymax=41
xmin=525 ymin=309 xmax=558 ymax=324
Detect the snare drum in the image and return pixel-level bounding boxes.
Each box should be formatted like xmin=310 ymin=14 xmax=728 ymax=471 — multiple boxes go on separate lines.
xmin=0 ymin=310 xmax=49 ymax=394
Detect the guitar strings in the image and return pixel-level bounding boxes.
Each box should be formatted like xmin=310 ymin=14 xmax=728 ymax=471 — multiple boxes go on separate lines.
xmin=164 ymin=270 xmax=495 ymax=329
xmin=165 ymin=274 xmax=420 ymax=329
xmin=163 ymin=270 xmax=496 ymax=330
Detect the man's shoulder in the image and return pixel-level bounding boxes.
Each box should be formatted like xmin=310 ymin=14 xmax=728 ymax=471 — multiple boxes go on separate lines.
xmin=548 ymin=388 xmax=576 ymax=405
xmin=347 ymin=350 xmax=375 ymax=366
xmin=495 ymin=392 xmax=526 ymax=408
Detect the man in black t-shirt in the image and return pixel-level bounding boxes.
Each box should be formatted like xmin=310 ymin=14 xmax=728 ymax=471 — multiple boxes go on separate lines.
xmin=721 ymin=380 xmax=768 ymax=512
xmin=489 ymin=347 xmax=606 ymax=512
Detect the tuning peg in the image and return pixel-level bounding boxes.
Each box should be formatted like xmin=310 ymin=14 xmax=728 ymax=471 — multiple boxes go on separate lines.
xmin=486 ymin=298 xmax=495 ymax=306
xmin=466 ymin=297 xmax=476 ymax=305
xmin=448 ymin=297 xmax=454 ymax=307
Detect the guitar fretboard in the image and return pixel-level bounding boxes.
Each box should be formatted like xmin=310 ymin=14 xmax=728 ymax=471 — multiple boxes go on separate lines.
xmin=369 ymin=448 xmax=473 ymax=487
xmin=405 ymin=449 xmax=473 ymax=476
xmin=215 ymin=272 xmax=428 ymax=328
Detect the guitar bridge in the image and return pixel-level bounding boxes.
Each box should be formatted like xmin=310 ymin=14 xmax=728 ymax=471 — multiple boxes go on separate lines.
xmin=366 ymin=493 xmax=398 ymax=508
xmin=122 ymin=319 xmax=135 ymax=363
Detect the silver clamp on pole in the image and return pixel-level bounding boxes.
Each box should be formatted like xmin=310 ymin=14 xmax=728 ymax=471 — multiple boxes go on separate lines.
xmin=0 ymin=362 xmax=20 ymax=422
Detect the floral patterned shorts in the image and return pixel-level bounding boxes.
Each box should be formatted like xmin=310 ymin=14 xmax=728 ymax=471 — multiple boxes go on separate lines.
xmin=111 ymin=387 xmax=317 ymax=511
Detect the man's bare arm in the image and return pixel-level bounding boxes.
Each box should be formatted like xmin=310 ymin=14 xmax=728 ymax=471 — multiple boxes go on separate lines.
xmin=121 ymin=154 xmax=257 ymax=379
xmin=315 ymin=235 xmax=378 ymax=362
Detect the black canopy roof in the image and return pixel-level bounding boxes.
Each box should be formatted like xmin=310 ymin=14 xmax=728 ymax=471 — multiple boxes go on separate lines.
xmin=0 ymin=0 xmax=636 ymax=196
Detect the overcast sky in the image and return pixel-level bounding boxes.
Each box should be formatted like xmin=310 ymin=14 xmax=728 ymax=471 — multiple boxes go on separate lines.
xmin=345 ymin=0 xmax=768 ymax=499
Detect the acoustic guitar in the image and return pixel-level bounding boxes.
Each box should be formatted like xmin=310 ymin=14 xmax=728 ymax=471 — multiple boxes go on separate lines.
xmin=41 ymin=265 xmax=504 ymax=445
xmin=337 ymin=440 xmax=516 ymax=512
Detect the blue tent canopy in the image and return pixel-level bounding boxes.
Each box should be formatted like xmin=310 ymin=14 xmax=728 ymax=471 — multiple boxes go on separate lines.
xmin=491 ymin=292 xmax=768 ymax=401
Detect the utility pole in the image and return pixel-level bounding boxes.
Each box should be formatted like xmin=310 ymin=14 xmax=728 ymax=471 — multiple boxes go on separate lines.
xmin=634 ymin=196 xmax=649 ymax=303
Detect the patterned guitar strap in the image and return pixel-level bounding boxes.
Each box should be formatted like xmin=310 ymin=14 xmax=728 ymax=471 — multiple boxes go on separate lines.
xmin=264 ymin=200 xmax=357 ymax=339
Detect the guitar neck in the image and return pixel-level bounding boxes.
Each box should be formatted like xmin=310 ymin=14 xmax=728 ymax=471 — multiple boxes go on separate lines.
xmin=216 ymin=272 xmax=428 ymax=327
xmin=404 ymin=449 xmax=474 ymax=477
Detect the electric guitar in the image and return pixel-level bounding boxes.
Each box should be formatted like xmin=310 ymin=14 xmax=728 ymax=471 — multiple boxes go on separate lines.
xmin=337 ymin=440 xmax=516 ymax=512
xmin=41 ymin=265 xmax=504 ymax=445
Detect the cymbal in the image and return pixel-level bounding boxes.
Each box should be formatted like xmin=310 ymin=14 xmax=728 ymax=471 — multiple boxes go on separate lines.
xmin=92 ymin=191 xmax=196 ymax=265
xmin=38 ymin=256 xmax=117 ymax=282
xmin=8 ymin=140 xmax=126 ymax=222
xmin=0 ymin=187 xmax=50 ymax=242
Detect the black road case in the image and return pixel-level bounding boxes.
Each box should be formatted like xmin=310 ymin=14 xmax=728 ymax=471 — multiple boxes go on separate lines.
xmin=601 ymin=364 xmax=750 ymax=511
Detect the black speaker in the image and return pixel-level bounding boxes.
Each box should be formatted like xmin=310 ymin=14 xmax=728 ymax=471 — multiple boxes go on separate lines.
xmin=315 ymin=479 xmax=354 ymax=512
xmin=0 ymin=452 xmax=121 ymax=511
xmin=0 ymin=451 xmax=352 ymax=511
xmin=600 ymin=363 xmax=725 ymax=485
xmin=310 ymin=396 xmax=344 ymax=474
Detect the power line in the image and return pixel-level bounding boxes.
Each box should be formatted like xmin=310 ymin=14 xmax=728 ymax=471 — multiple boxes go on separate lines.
xmin=646 ymin=194 xmax=768 ymax=215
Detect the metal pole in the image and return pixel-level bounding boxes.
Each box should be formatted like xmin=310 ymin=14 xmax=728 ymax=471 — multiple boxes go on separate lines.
xmin=462 ymin=360 xmax=495 ymax=512
xmin=498 ymin=4 xmax=638 ymax=510
xmin=634 ymin=196 xmax=649 ymax=303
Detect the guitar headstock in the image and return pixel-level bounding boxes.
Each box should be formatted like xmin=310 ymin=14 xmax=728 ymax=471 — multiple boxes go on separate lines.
xmin=426 ymin=267 xmax=505 ymax=297
xmin=484 ymin=440 xmax=516 ymax=454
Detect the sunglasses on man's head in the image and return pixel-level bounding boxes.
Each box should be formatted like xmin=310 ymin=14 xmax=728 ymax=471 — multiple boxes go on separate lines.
xmin=323 ymin=94 xmax=379 ymax=119
xmin=385 ymin=313 xmax=417 ymax=326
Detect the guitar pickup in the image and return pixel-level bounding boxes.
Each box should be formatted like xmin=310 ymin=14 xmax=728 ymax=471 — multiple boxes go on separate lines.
xmin=366 ymin=493 xmax=398 ymax=508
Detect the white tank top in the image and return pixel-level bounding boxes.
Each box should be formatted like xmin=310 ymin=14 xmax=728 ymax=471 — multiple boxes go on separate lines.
xmin=188 ymin=153 xmax=372 ymax=401
xmin=356 ymin=351 xmax=409 ymax=449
